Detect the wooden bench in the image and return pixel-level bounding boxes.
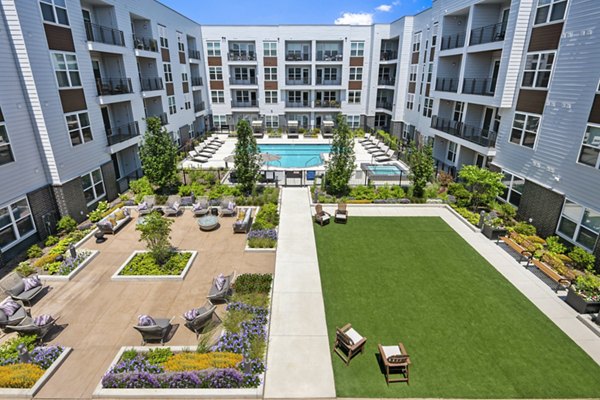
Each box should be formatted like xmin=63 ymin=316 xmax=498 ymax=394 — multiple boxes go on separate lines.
xmin=498 ymin=235 xmax=533 ymax=265
xmin=530 ymin=258 xmax=571 ymax=292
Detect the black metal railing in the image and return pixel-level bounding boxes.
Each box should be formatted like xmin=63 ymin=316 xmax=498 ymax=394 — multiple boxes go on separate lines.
xmin=380 ymin=51 xmax=398 ymax=61
xmin=140 ymin=77 xmax=163 ymax=91
xmin=132 ymin=35 xmax=158 ymax=52
xmin=470 ymin=22 xmax=506 ymax=46
xmin=96 ymin=78 xmax=133 ymax=96
xmin=229 ymin=77 xmax=257 ymax=85
xmin=378 ymin=77 xmax=396 ymax=86
xmin=194 ymin=101 xmax=205 ymax=113
xmin=440 ymin=33 xmax=466 ymax=50
xmin=116 ymin=167 xmax=143 ymax=193
xmin=316 ymin=79 xmax=341 ymax=85
xmin=188 ymin=49 xmax=201 ymax=59
xmin=85 ymin=21 xmax=125 ymax=46
xmin=285 ymin=52 xmax=310 ymax=61
xmin=316 ymin=52 xmax=343 ymax=61
xmin=431 ymin=115 xmax=497 ymax=147
xmin=227 ymin=52 xmax=257 ymax=61
xmin=314 ymin=100 xmax=340 ymax=108
xmin=462 ymin=78 xmax=496 ymax=96
xmin=376 ymin=101 xmax=393 ymax=110
xmin=435 ymin=77 xmax=459 ymax=92
xmin=106 ymin=121 xmax=139 ymax=145
xmin=191 ymin=76 xmax=203 ymax=86
xmin=286 ymin=77 xmax=310 ymax=85
xmin=286 ymin=101 xmax=310 ymax=108
xmin=231 ymin=100 xmax=258 ymax=107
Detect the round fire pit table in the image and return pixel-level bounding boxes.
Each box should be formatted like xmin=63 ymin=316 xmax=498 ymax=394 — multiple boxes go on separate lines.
xmin=197 ymin=215 xmax=219 ymax=231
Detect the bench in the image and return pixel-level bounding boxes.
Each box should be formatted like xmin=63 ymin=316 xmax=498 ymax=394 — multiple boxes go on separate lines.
xmin=530 ymin=258 xmax=571 ymax=292
xmin=498 ymin=235 xmax=533 ymax=265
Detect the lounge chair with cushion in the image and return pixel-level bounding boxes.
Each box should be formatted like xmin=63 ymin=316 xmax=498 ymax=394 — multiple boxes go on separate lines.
xmin=375 ymin=150 xmax=394 ymax=163
xmin=220 ymin=197 xmax=237 ymax=217
xmin=8 ymin=315 xmax=58 ymax=342
xmin=163 ymin=195 xmax=182 ymax=217
xmin=137 ymin=195 xmax=156 ymax=216
xmin=335 ymin=203 xmax=348 ymax=224
xmin=362 ymin=139 xmax=381 ymax=150
xmin=195 ymin=145 xmax=218 ymax=155
xmin=314 ymin=204 xmax=331 ymax=226
xmin=233 ymin=208 xmax=253 ymax=233
xmin=182 ymin=301 xmax=218 ymax=338
xmin=378 ymin=342 xmax=411 ymax=385
xmin=369 ymin=145 xmax=389 ymax=155
xmin=358 ymin=133 xmax=372 ymax=143
xmin=0 ymin=299 xmax=28 ymax=330
xmin=133 ymin=315 xmax=174 ymax=345
xmin=192 ymin=196 xmax=210 ymax=217
xmin=334 ymin=323 xmax=367 ymax=365
xmin=207 ymin=271 xmax=236 ymax=303
xmin=1 ymin=273 xmax=45 ymax=306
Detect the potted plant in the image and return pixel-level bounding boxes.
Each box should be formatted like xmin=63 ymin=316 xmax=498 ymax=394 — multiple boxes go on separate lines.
xmin=481 ymin=214 xmax=507 ymax=241
xmin=566 ymin=273 xmax=600 ymax=314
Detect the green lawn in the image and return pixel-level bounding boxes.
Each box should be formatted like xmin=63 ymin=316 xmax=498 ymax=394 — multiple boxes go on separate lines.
xmin=314 ymin=217 xmax=600 ymax=398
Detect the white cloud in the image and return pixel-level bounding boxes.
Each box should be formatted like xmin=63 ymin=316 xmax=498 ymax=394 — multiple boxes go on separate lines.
xmin=376 ymin=4 xmax=392 ymax=12
xmin=392 ymin=1 xmax=401 ymax=5
xmin=334 ymin=12 xmax=374 ymax=25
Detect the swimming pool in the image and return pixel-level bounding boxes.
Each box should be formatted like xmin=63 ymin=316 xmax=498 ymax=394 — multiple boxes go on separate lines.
xmin=258 ymin=144 xmax=331 ymax=168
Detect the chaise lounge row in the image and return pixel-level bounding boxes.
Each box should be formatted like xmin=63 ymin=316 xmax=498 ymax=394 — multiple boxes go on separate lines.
xmin=188 ymin=136 xmax=225 ymax=163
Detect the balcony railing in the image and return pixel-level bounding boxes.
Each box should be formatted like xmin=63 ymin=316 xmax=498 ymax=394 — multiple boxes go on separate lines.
xmin=470 ymin=22 xmax=506 ymax=46
xmin=315 ymin=100 xmax=340 ymax=108
xmin=194 ymin=101 xmax=205 ymax=113
xmin=376 ymin=101 xmax=393 ymax=110
xmin=106 ymin=121 xmax=139 ymax=145
xmin=227 ymin=52 xmax=257 ymax=61
xmin=140 ymin=77 xmax=163 ymax=92
xmin=188 ymin=49 xmax=201 ymax=59
xmin=435 ymin=77 xmax=459 ymax=92
xmin=148 ymin=112 xmax=168 ymax=126
xmin=286 ymin=77 xmax=310 ymax=85
xmin=316 ymin=52 xmax=343 ymax=62
xmin=378 ymin=77 xmax=396 ymax=86
xmin=462 ymin=78 xmax=496 ymax=96
xmin=229 ymin=77 xmax=257 ymax=85
xmin=191 ymin=76 xmax=203 ymax=86
xmin=316 ymin=79 xmax=341 ymax=85
xmin=85 ymin=21 xmax=125 ymax=46
xmin=286 ymin=52 xmax=310 ymax=61
xmin=96 ymin=78 xmax=133 ymax=96
xmin=286 ymin=101 xmax=310 ymax=108
xmin=431 ymin=115 xmax=497 ymax=147
xmin=440 ymin=33 xmax=466 ymax=50
xmin=231 ymin=100 xmax=258 ymax=107
xmin=133 ymin=35 xmax=158 ymax=52
xmin=380 ymin=51 xmax=398 ymax=61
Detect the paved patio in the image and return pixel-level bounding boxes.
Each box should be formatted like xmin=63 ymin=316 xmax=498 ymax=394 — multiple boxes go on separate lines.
xmin=23 ymin=210 xmax=275 ymax=399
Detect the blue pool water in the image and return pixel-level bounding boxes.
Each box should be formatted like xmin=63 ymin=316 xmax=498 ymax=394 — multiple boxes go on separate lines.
xmin=258 ymin=144 xmax=331 ymax=168
xmin=366 ymin=164 xmax=405 ymax=176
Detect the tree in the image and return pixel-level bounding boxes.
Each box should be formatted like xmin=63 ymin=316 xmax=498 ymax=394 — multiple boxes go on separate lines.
xmin=458 ymin=165 xmax=505 ymax=210
xmin=407 ymin=142 xmax=434 ymax=198
xmin=136 ymin=211 xmax=173 ymax=264
xmin=139 ymin=116 xmax=179 ymax=191
xmin=324 ymin=114 xmax=356 ymax=196
xmin=234 ymin=120 xmax=261 ymax=194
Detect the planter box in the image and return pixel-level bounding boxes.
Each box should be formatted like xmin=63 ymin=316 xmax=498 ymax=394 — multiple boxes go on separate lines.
xmin=482 ymin=224 xmax=507 ymax=241
xmin=39 ymin=250 xmax=99 ymax=281
xmin=566 ymin=287 xmax=600 ymax=314
xmin=111 ymin=250 xmax=197 ymax=281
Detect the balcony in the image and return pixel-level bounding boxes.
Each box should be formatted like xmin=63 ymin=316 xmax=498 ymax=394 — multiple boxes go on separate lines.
xmin=189 ymin=49 xmax=201 ymax=59
xmin=462 ymin=78 xmax=495 ymax=96
xmin=435 ymin=77 xmax=459 ymax=93
xmin=96 ymin=78 xmax=133 ymax=96
xmin=231 ymin=100 xmax=258 ymax=108
xmin=133 ymin=36 xmax=158 ymax=52
xmin=316 ymin=78 xmax=341 ymax=86
xmin=149 ymin=112 xmax=168 ymax=126
xmin=286 ymin=101 xmax=310 ymax=108
xmin=286 ymin=52 xmax=310 ymax=62
xmin=106 ymin=121 xmax=139 ymax=145
xmin=191 ymin=76 xmax=203 ymax=86
xmin=194 ymin=101 xmax=206 ymax=113
xmin=286 ymin=77 xmax=310 ymax=85
xmin=227 ymin=52 xmax=257 ymax=61
xmin=315 ymin=100 xmax=340 ymax=108
xmin=140 ymin=77 xmax=163 ymax=92
xmin=380 ymin=51 xmax=398 ymax=61
xmin=378 ymin=77 xmax=396 ymax=86
xmin=440 ymin=33 xmax=466 ymax=50
xmin=431 ymin=115 xmax=497 ymax=147
xmin=85 ymin=22 xmax=125 ymax=47
xmin=316 ymin=52 xmax=343 ymax=62
xmin=470 ymin=22 xmax=506 ymax=46
xmin=229 ymin=77 xmax=257 ymax=85
xmin=376 ymin=101 xmax=393 ymax=111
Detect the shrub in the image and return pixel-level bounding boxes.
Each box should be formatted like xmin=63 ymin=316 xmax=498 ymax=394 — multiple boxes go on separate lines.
xmin=162 ymin=352 xmax=242 ymax=372
xmin=437 ymin=171 xmax=454 ymax=187
xmin=573 ymin=273 xmax=600 ymax=302
xmin=546 ymin=236 xmax=567 ymax=254
xmin=121 ymin=349 xmax=139 ymax=362
xmin=233 ymin=274 xmax=273 ymax=295
xmin=497 ymin=202 xmax=517 ymax=220
xmin=0 ymin=363 xmax=45 ymax=388
xmin=251 ymin=204 xmax=279 ymax=230
xmin=119 ymin=252 xmax=191 ymax=276
xmin=458 ymin=165 xmax=505 ymax=210
xmin=513 ymin=221 xmax=536 ymax=236
xmin=568 ymin=247 xmax=596 ymax=272
xmin=33 ymin=253 xmax=59 ymax=269
xmin=0 ymin=335 xmax=37 ymax=363
xmin=230 ymin=292 xmax=269 ymax=308
xmin=45 ymin=235 xmax=59 ymax=247
xmin=223 ymin=308 xmax=254 ymax=333
xmin=130 ymin=176 xmax=154 ymax=204
xmin=146 ymin=348 xmax=174 ymax=366
xmin=88 ymin=201 xmax=111 ymax=223
xmin=349 ymin=185 xmax=376 ymax=201
xmin=16 ymin=261 xmax=36 ymax=277
xmin=526 ymin=235 xmax=546 ymax=245
xmin=57 ymin=216 xmax=77 ymax=233
xmin=447 ymin=183 xmax=472 ymax=208
xmin=136 ymin=212 xmax=174 ymax=264
xmin=26 ymin=245 xmax=42 ymax=259
xmin=452 ymin=207 xmax=480 ymax=226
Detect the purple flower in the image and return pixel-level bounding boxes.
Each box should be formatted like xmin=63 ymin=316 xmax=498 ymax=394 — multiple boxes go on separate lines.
xmin=247 ymin=229 xmax=277 ymax=241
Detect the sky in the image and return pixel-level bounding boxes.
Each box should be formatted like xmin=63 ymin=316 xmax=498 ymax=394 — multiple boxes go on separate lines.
xmin=160 ymin=0 xmax=433 ymax=25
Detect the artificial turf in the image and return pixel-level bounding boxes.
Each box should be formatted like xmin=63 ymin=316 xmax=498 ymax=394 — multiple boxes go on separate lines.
xmin=314 ymin=217 xmax=600 ymax=398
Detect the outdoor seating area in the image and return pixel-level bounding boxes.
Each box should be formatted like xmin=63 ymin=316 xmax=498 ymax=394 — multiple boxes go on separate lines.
xmin=187 ymin=136 xmax=225 ymax=163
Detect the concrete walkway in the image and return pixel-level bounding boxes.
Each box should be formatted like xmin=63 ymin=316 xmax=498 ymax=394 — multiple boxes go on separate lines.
xmin=264 ymin=188 xmax=336 ymax=399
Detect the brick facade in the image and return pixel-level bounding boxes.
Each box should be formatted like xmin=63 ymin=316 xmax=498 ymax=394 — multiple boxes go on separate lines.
xmin=101 ymin=161 xmax=118 ymax=202
xmin=27 ymin=185 xmax=59 ymax=240
xmin=517 ymin=180 xmax=564 ymax=238
xmin=52 ymin=177 xmax=88 ymax=223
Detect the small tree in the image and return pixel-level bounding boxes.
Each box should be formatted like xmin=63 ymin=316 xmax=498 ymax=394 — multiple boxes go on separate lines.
xmin=139 ymin=116 xmax=179 ymax=191
xmin=324 ymin=114 xmax=356 ymax=196
xmin=458 ymin=165 xmax=505 ymax=210
xmin=136 ymin=211 xmax=173 ymax=264
xmin=407 ymin=142 xmax=434 ymax=198
xmin=234 ymin=120 xmax=261 ymax=194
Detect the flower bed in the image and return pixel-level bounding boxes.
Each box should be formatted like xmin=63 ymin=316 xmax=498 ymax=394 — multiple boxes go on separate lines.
xmin=246 ymin=204 xmax=279 ymax=251
xmin=112 ymin=251 xmax=197 ymax=281
xmin=38 ymin=249 xmax=99 ymax=281
xmin=247 ymin=230 xmax=277 ymax=249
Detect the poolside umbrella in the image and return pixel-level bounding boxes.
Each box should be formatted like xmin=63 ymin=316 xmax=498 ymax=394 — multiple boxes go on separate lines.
xmin=260 ymin=153 xmax=281 ymax=165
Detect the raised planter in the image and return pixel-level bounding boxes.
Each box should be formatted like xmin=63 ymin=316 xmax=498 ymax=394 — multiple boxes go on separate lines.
xmin=39 ymin=250 xmax=99 ymax=281
xmin=111 ymin=250 xmax=197 ymax=281
xmin=482 ymin=224 xmax=507 ymax=241
xmin=566 ymin=287 xmax=600 ymax=314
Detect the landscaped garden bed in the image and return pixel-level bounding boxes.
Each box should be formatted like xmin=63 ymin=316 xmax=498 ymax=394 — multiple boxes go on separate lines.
xmin=246 ymin=203 xmax=279 ymax=251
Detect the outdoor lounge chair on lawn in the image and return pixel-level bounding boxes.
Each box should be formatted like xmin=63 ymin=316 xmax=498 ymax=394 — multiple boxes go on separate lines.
xmin=0 ymin=299 xmax=28 ymax=330
xmin=8 ymin=315 xmax=59 ymax=343
xmin=183 ymin=301 xmax=218 ymax=338
xmin=134 ymin=316 xmax=174 ymax=345
xmin=163 ymin=195 xmax=182 ymax=217
xmin=335 ymin=203 xmax=348 ymax=224
xmin=192 ymin=196 xmax=210 ymax=217
xmin=137 ymin=195 xmax=156 ymax=216
xmin=378 ymin=342 xmax=411 ymax=385
xmin=220 ymin=196 xmax=237 ymax=217
xmin=207 ymin=271 xmax=236 ymax=303
xmin=334 ymin=323 xmax=366 ymax=365
xmin=314 ymin=204 xmax=331 ymax=226
xmin=1 ymin=273 xmax=45 ymax=306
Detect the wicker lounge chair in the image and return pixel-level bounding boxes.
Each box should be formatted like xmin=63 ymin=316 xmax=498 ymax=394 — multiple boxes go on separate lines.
xmin=163 ymin=195 xmax=182 ymax=217
xmin=207 ymin=271 xmax=236 ymax=303
xmin=0 ymin=299 xmax=28 ymax=330
xmin=335 ymin=203 xmax=348 ymax=224
xmin=220 ymin=197 xmax=237 ymax=217
xmin=137 ymin=195 xmax=156 ymax=216
xmin=192 ymin=196 xmax=210 ymax=217
xmin=134 ymin=317 xmax=174 ymax=345
xmin=183 ymin=301 xmax=218 ymax=338
xmin=8 ymin=316 xmax=59 ymax=342
xmin=1 ymin=272 xmax=45 ymax=306
xmin=334 ymin=323 xmax=367 ymax=365
xmin=378 ymin=342 xmax=411 ymax=385
xmin=314 ymin=204 xmax=331 ymax=226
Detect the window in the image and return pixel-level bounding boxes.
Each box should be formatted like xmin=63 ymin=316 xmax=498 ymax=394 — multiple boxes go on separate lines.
xmin=0 ymin=198 xmax=36 ymax=250
xmin=184 ymin=96 xmax=191 ymax=110
xmin=535 ymin=0 xmax=567 ymax=25
xmin=427 ymin=63 xmax=433 ymax=83
xmin=52 ymin=53 xmax=81 ymax=88
xmin=211 ymin=90 xmax=224 ymax=103
xmin=213 ymin=115 xmax=227 ymax=129
xmin=40 ymin=0 xmax=69 ymax=26
xmin=209 ymin=67 xmax=222 ymax=80
xmin=207 ymin=41 xmax=221 ymax=56
xmin=0 ymin=113 xmax=15 ymax=166
xmin=374 ymin=114 xmax=387 ymax=128
xmin=168 ymin=96 xmax=176 ymax=114
xmin=423 ymin=97 xmax=433 ymax=118
xmin=181 ymin=66 xmax=188 ymax=83
xmin=265 ymin=91 xmax=278 ymax=104
xmin=163 ymin=63 xmax=173 ymax=83
xmin=510 ymin=112 xmax=540 ymax=148
xmin=264 ymin=41 xmax=277 ymax=56
xmin=406 ymin=93 xmax=414 ymax=110
xmin=453 ymin=101 xmax=464 ymax=122
xmin=409 ymin=65 xmax=417 ymax=82
xmin=66 ymin=111 xmax=92 ymax=146
xmin=158 ymin=25 xmax=168 ymax=48
xmin=350 ymin=41 xmax=364 ymax=57
xmin=320 ymin=68 xmax=338 ymax=82
xmin=578 ymin=124 xmax=600 ymax=169
xmin=265 ymin=115 xmax=279 ymax=128
xmin=349 ymin=67 xmax=362 ymax=81
xmin=522 ymin=52 xmax=555 ymax=88
xmin=499 ymin=171 xmax=524 ymax=207
xmin=317 ymin=91 xmax=337 ymax=103
xmin=264 ymin=67 xmax=277 ymax=81
xmin=235 ymin=91 xmax=251 ymax=103
xmin=557 ymin=199 xmax=600 ymax=250
xmin=447 ymin=141 xmax=457 ymax=163
xmin=81 ymin=168 xmax=105 ymax=206
xmin=346 ymin=115 xmax=360 ymax=129
xmin=432 ymin=23 xmax=438 ymax=46
xmin=176 ymin=31 xmax=184 ymax=52
xmin=348 ymin=91 xmax=361 ymax=104
xmin=412 ymin=32 xmax=421 ymax=52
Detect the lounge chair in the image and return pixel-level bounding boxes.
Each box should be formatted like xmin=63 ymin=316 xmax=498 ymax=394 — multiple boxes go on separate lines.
xmin=375 ymin=150 xmax=394 ymax=162
xmin=219 ymin=196 xmax=237 ymax=217
xmin=334 ymin=323 xmax=367 ymax=365
xmin=358 ymin=133 xmax=372 ymax=143
xmin=138 ymin=195 xmax=155 ymax=216
xmin=335 ymin=203 xmax=348 ymax=224
xmin=378 ymin=342 xmax=411 ymax=385
xmin=163 ymin=195 xmax=182 ymax=217
xmin=8 ymin=315 xmax=59 ymax=342
xmin=314 ymin=204 xmax=331 ymax=226
xmin=363 ymin=140 xmax=381 ymax=150
xmin=133 ymin=316 xmax=174 ymax=345
xmin=0 ymin=299 xmax=28 ymax=330
xmin=193 ymin=156 xmax=210 ymax=163
xmin=233 ymin=208 xmax=253 ymax=233
xmin=287 ymin=132 xmax=299 ymax=139
xmin=369 ymin=145 xmax=389 ymax=156
xmin=182 ymin=301 xmax=218 ymax=338
xmin=1 ymin=273 xmax=45 ymax=306
xmin=195 ymin=145 xmax=218 ymax=154
xmin=207 ymin=271 xmax=236 ymax=303
xmin=192 ymin=196 xmax=210 ymax=217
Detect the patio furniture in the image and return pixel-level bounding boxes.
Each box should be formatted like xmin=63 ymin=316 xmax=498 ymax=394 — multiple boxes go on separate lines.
xmin=97 ymin=207 xmax=131 ymax=234
xmin=375 ymin=150 xmax=394 ymax=163
xmin=192 ymin=197 xmax=210 ymax=217
xmin=197 ymin=215 xmax=219 ymax=231
xmin=363 ymin=139 xmax=381 ymax=150
xmin=138 ymin=195 xmax=156 ymax=216
xmin=8 ymin=315 xmax=59 ymax=342
xmin=334 ymin=323 xmax=367 ymax=365
xmin=207 ymin=271 xmax=236 ymax=303
xmin=335 ymin=203 xmax=348 ymax=224
xmin=163 ymin=195 xmax=182 ymax=217
xmin=378 ymin=342 xmax=411 ymax=385
xmin=220 ymin=197 xmax=237 ymax=217
xmin=358 ymin=133 xmax=372 ymax=143
xmin=94 ymin=230 xmax=106 ymax=243
xmin=314 ymin=204 xmax=331 ymax=226
xmin=134 ymin=316 xmax=174 ymax=345
xmin=0 ymin=299 xmax=28 ymax=330
xmin=1 ymin=272 xmax=45 ymax=306
xmin=233 ymin=208 xmax=253 ymax=233
xmin=182 ymin=301 xmax=218 ymax=338
xmin=195 ymin=145 xmax=218 ymax=154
